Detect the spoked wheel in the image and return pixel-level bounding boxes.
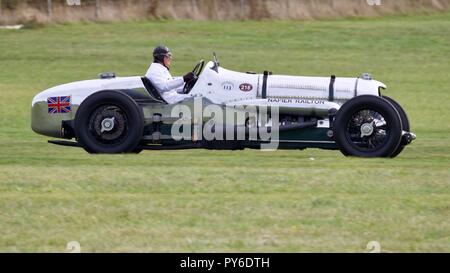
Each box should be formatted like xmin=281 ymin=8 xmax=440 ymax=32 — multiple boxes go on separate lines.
xmin=89 ymin=105 xmax=128 ymax=144
xmin=382 ymin=95 xmax=410 ymax=157
xmin=75 ymin=91 xmax=144 ymax=153
xmin=333 ymin=95 xmax=403 ymax=157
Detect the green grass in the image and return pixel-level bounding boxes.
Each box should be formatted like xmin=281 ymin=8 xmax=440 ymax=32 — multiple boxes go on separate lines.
xmin=1 ymin=13 xmax=449 ymax=252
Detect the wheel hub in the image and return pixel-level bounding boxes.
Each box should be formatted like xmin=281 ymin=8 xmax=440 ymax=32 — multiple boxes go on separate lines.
xmin=360 ymin=122 xmax=375 ymax=137
xmin=101 ymin=117 xmax=115 ymax=133
xmin=90 ymin=106 xmax=127 ymax=143
xmin=346 ymin=109 xmax=389 ymax=151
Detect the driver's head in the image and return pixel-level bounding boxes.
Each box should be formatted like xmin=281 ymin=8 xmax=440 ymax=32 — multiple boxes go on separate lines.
xmin=153 ymin=45 xmax=172 ymax=68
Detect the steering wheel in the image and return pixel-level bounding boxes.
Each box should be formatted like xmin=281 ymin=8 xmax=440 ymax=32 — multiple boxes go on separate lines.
xmin=183 ymin=59 xmax=204 ymax=94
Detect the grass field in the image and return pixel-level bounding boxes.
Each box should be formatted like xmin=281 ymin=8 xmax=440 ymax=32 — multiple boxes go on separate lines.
xmin=0 ymin=13 xmax=449 ymax=252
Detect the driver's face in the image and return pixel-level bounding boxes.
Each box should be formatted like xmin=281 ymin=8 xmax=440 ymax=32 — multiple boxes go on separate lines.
xmin=163 ymin=54 xmax=172 ymax=68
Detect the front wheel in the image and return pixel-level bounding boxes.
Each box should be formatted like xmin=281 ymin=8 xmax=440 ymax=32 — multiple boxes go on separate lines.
xmin=333 ymin=95 xmax=402 ymax=157
xmin=74 ymin=91 xmax=144 ymax=153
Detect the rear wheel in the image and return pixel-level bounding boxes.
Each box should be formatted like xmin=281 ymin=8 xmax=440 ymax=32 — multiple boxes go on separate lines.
xmin=333 ymin=95 xmax=402 ymax=157
xmin=382 ymin=95 xmax=410 ymax=157
xmin=74 ymin=91 xmax=144 ymax=153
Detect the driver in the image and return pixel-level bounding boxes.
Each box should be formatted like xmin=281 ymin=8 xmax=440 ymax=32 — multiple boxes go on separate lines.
xmin=145 ymin=45 xmax=195 ymax=104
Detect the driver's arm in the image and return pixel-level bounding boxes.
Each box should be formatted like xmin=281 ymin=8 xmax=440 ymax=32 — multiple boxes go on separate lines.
xmin=148 ymin=74 xmax=184 ymax=93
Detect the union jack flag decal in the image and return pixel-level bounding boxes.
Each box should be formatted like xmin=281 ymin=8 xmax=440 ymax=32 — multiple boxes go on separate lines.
xmin=47 ymin=96 xmax=71 ymax=114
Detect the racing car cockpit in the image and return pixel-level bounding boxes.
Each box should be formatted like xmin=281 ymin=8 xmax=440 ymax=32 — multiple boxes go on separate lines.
xmin=141 ymin=76 xmax=168 ymax=103
xmin=141 ymin=56 xmax=210 ymax=102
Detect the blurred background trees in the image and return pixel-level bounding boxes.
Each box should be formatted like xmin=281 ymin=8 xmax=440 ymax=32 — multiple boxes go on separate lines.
xmin=0 ymin=0 xmax=449 ymax=25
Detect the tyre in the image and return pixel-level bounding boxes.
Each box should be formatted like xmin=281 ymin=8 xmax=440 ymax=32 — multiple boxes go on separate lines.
xmin=382 ymin=95 xmax=410 ymax=157
xmin=333 ymin=95 xmax=402 ymax=157
xmin=74 ymin=91 xmax=144 ymax=153
xmin=132 ymin=146 xmax=144 ymax=154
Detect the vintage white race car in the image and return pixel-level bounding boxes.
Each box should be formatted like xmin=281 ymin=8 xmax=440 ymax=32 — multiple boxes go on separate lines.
xmin=31 ymin=54 xmax=415 ymax=157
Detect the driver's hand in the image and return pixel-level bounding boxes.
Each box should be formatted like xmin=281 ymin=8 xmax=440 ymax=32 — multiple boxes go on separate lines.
xmin=183 ymin=72 xmax=195 ymax=83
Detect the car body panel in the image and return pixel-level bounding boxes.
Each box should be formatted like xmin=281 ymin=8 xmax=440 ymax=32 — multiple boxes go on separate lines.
xmin=31 ymin=60 xmax=388 ymax=145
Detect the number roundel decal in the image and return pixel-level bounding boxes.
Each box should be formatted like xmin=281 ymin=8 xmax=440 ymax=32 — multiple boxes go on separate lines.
xmin=239 ymin=83 xmax=253 ymax=92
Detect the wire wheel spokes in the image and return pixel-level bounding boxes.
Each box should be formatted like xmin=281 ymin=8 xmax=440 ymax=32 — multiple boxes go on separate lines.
xmin=346 ymin=109 xmax=389 ymax=151
xmin=89 ymin=105 xmax=129 ymax=144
